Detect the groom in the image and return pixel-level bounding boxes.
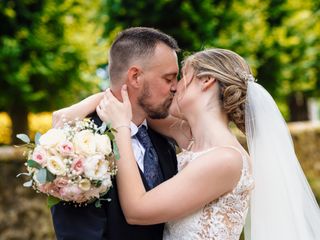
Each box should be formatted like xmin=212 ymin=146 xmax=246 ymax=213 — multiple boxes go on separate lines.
xmin=51 ymin=27 xmax=179 ymax=240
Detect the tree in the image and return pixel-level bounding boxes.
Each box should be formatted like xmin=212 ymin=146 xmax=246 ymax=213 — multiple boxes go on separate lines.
xmin=104 ymin=0 xmax=222 ymax=52
xmin=257 ymin=0 xmax=320 ymax=121
xmin=0 ymin=0 xmax=107 ymax=143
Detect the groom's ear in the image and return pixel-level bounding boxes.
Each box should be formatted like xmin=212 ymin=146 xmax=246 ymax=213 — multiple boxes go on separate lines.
xmin=127 ymin=66 xmax=142 ymax=89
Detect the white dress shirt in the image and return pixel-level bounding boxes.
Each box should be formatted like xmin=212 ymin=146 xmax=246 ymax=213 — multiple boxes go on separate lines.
xmin=130 ymin=120 xmax=148 ymax=172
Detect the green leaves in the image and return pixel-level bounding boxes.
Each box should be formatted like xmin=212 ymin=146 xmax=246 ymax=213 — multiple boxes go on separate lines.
xmin=92 ymin=180 xmax=102 ymax=188
xmin=104 ymin=123 xmax=116 ymax=141
xmin=106 ymin=131 xmax=115 ymax=142
xmin=35 ymin=168 xmax=47 ymax=184
xmin=94 ymin=197 xmax=111 ymax=208
xmin=47 ymin=196 xmax=61 ymax=208
xmin=16 ymin=134 xmax=30 ymax=144
xmin=26 ymin=160 xmax=55 ymax=182
xmin=46 ymin=169 xmax=56 ymax=182
xmin=27 ymin=160 xmax=42 ymax=169
xmin=113 ymin=142 xmax=120 ymax=160
xmin=35 ymin=168 xmax=56 ymax=184
xmin=35 ymin=132 xmax=41 ymax=145
xmin=23 ymin=180 xmax=33 ymax=187
xmin=95 ymin=200 xmax=102 ymax=208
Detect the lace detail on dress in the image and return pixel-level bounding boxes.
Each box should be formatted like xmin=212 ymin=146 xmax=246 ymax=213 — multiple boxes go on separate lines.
xmin=163 ymin=147 xmax=254 ymax=240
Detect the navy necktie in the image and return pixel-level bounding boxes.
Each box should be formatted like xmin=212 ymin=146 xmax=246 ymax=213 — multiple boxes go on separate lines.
xmin=135 ymin=125 xmax=164 ymax=188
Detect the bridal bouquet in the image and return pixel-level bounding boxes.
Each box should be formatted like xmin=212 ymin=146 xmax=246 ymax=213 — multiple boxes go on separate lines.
xmin=17 ymin=119 xmax=118 ymax=208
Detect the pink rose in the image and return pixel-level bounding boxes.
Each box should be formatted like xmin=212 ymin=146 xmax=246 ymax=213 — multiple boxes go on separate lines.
xmin=59 ymin=184 xmax=83 ymax=201
xmin=73 ymin=194 xmax=88 ymax=203
xmin=38 ymin=183 xmax=51 ymax=194
xmin=84 ymin=187 xmax=101 ymax=200
xmin=38 ymin=183 xmax=61 ymax=198
xmin=54 ymin=177 xmax=69 ymax=188
xmin=32 ymin=146 xmax=47 ymax=166
xmin=71 ymin=157 xmax=84 ymax=175
xmin=58 ymin=141 xmax=74 ymax=156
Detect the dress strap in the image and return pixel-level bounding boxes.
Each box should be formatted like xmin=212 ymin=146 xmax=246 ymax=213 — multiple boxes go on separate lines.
xmin=216 ymin=146 xmax=244 ymax=158
xmin=196 ymin=145 xmax=249 ymax=169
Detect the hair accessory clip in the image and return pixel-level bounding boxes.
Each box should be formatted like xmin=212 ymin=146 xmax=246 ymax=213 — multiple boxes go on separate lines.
xmin=235 ymin=68 xmax=257 ymax=83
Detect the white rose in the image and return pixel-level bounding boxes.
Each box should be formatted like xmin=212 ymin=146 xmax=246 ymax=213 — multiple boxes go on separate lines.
xmin=39 ymin=129 xmax=66 ymax=148
xmin=83 ymin=154 xmax=109 ymax=180
xmin=73 ymin=130 xmax=96 ymax=156
xmin=100 ymin=176 xmax=112 ymax=192
xmin=95 ymin=134 xmax=112 ymax=155
xmin=47 ymin=156 xmax=67 ymax=176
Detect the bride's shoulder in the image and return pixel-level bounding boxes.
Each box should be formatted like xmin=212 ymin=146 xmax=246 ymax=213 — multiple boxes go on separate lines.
xmin=182 ymin=147 xmax=245 ymax=200
xmin=205 ymin=146 xmax=242 ymax=165
xmin=192 ymin=147 xmax=244 ymax=183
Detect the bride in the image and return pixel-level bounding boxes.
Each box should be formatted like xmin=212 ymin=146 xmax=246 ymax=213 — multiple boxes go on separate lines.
xmin=54 ymin=48 xmax=320 ymax=239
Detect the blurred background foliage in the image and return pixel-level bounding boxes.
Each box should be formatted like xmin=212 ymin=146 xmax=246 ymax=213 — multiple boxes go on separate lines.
xmin=0 ymin=0 xmax=108 ymax=143
xmin=0 ymin=0 xmax=320 ymax=144
xmin=105 ymin=0 xmax=320 ymax=120
xmin=0 ymin=2 xmax=319 ymax=239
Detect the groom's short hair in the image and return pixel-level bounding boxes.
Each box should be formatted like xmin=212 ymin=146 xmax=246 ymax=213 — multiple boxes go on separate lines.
xmin=108 ymin=27 xmax=179 ymax=82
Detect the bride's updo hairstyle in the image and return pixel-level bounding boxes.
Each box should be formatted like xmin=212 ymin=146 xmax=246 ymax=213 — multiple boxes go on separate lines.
xmin=183 ymin=48 xmax=252 ymax=133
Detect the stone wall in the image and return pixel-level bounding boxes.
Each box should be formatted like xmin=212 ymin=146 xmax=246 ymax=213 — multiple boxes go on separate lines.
xmin=0 ymin=159 xmax=55 ymax=240
xmin=0 ymin=121 xmax=319 ymax=239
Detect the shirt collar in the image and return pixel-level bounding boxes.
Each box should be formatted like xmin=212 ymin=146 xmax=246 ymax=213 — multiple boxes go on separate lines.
xmin=130 ymin=119 xmax=148 ymax=137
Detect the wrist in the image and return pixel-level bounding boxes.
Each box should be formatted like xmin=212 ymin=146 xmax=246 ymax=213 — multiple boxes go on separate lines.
xmin=115 ymin=124 xmax=131 ymax=131
xmin=114 ymin=125 xmax=131 ymax=143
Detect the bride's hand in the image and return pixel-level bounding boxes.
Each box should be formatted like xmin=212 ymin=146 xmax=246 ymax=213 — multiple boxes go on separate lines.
xmin=96 ymin=85 xmax=132 ymax=128
xmin=52 ymin=106 xmax=84 ymax=128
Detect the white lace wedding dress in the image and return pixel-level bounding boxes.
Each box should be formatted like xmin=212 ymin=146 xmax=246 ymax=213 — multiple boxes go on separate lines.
xmin=163 ymin=146 xmax=254 ymax=240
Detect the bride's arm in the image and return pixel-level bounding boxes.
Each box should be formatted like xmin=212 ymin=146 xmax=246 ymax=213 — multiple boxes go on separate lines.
xmin=52 ymin=92 xmax=104 ymax=128
xmin=97 ymin=86 xmax=243 ymax=225
xmin=114 ymin=129 xmax=243 ymax=225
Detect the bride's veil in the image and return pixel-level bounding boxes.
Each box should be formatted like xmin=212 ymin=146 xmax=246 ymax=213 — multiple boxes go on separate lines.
xmin=243 ymin=79 xmax=320 ymax=239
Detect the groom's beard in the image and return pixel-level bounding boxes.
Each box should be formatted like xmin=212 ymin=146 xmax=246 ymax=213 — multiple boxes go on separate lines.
xmin=138 ymin=83 xmax=174 ymax=119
